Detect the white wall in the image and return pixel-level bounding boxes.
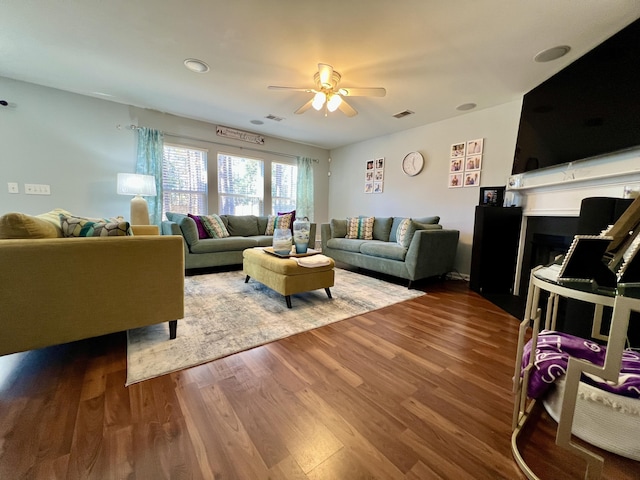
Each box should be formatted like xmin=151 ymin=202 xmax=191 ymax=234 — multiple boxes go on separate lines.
xmin=328 ymin=101 xmax=523 ymax=276
xmin=0 ymin=76 xmax=330 ymax=222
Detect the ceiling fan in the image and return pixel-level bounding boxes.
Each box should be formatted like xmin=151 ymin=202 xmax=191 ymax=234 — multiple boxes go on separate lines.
xmin=268 ymin=63 xmax=386 ymax=117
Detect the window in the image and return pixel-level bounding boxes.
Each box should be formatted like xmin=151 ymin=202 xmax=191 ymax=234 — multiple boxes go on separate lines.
xmin=218 ymin=153 xmax=264 ymax=215
xmin=162 ymin=144 xmax=208 ymax=218
xmin=271 ymin=162 xmax=297 ymax=214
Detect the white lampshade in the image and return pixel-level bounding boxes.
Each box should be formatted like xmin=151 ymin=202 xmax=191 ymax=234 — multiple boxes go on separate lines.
xmin=327 ymin=94 xmax=342 ymax=112
xmin=312 ymin=91 xmax=326 ymax=111
xmin=117 ymin=173 xmax=157 ymax=225
xmin=117 ymin=173 xmax=157 ymax=196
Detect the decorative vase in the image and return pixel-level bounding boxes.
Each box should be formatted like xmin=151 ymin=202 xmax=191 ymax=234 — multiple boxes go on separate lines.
xmin=272 ymin=228 xmax=292 ymax=255
xmin=293 ymin=217 xmax=310 ymax=254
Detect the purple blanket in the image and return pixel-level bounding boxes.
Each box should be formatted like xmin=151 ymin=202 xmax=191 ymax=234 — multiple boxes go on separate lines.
xmin=521 ymin=330 xmax=640 ymax=399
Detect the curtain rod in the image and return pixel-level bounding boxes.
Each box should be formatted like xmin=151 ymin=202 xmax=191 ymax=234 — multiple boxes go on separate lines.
xmin=116 ymin=124 xmax=319 ymax=162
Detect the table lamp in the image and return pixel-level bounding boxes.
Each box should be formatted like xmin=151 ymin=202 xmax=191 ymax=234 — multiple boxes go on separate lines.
xmin=117 ymin=173 xmax=157 ymax=225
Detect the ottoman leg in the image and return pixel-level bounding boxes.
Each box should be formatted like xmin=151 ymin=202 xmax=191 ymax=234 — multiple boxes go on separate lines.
xmin=285 ymin=295 xmax=292 ymax=308
xmin=325 ymin=287 xmax=332 ymax=299
xmin=169 ymin=320 xmax=177 ymax=339
xmin=245 ymin=275 xmax=250 ymax=283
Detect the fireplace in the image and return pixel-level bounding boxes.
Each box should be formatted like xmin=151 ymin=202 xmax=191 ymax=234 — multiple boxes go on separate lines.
xmin=518 ymin=216 xmax=578 ymax=296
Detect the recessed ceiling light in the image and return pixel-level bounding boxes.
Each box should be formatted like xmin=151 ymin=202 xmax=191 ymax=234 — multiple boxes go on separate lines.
xmin=456 ymin=102 xmax=476 ymax=111
xmin=534 ymin=45 xmax=571 ymax=63
xmin=184 ymin=58 xmax=210 ymax=73
xmin=250 ymin=119 xmax=264 ymax=125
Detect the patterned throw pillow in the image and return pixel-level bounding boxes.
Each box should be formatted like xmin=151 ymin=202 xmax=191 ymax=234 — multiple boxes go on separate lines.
xmin=396 ymin=218 xmax=416 ymax=248
xmin=265 ymin=213 xmax=293 ymax=235
xmin=199 ymin=214 xmax=230 ymax=238
xmin=59 ymin=214 xmax=131 ymax=237
xmin=345 ymin=216 xmax=374 ymax=240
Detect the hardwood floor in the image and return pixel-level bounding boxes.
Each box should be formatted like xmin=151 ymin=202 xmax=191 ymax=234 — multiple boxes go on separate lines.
xmin=1 ymin=277 xmax=638 ymax=479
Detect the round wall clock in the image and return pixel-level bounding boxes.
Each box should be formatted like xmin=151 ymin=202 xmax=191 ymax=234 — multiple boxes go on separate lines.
xmin=402 ymin=151 xmax=424 ymax=176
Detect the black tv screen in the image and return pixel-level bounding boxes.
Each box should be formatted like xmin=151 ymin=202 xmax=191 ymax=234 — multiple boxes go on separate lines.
xmin=512 ymin=18 xmax=640 ymax=175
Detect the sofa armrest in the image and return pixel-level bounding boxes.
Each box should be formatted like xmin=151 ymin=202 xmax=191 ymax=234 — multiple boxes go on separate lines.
xmin=131 ymin=225 xmax=160 ymax=235
xmin=0 ymin=236 xmax=185 ymax=356
xmin=405 ymin=229 xmax=460 ymax=279
xmin=320 ymin=223 xmax=332 ymax=252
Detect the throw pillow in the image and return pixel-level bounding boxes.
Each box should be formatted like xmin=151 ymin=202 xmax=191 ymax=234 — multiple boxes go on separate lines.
xmin=188 ymin=213 xmax=209 ymax=239
xmin=265 ymin=213 xmax=294 ymax=235
xmin=35 ymin=208 xmax=72 ymax=237
xmin=0 ymin=212 xmax=61 ymax=239
xmin=396 ymin=218 xmax=416 ymax=248
xmin=199 ymin=214 xmax=230 ymax=238
xmin=345 ymin=216 xmax=374 ymax=240
xmin=59 ymin=214 xmax=131 ymax=237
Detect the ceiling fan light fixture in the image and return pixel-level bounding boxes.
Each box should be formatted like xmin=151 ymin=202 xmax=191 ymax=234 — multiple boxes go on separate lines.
xmin=312 ymin=91 xmax=326 ymax=110
xmin=327 ymin=93 xmax=342 ymax=112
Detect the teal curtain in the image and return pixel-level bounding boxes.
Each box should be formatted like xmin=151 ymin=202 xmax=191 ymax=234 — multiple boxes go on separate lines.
xmin=135 ymin=127 xmax=164 ymax=225
xmin=296 ymin=156 xmax=315 ymax=221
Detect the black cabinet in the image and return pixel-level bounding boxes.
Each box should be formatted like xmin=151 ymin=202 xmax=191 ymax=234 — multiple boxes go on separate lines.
xmin=470 ymin=206 xmax=522 ymax=293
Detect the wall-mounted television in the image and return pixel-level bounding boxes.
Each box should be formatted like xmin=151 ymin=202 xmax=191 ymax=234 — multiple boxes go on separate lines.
xmin=512 ymin=18 xmax=640 ymax=175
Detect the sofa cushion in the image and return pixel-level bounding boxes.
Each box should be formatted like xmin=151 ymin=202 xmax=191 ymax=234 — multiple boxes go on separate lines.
xmin=414 ymin=222 xmax=443 ymax=231
xmin=413 ymin=215 xmax=440 ymax=225
xmin=327 ymin=237 xmax=367 ymax=252
xmin=190 ymin=236 xmax=259 ymax=253
xmin=188 ymin=213 xmax=209 ymax=239
xmin=373 ymin=217 xmax=393 ymax=242
xmin=0 ymin=212 xmax=61 ymax=239
xmin=178 ymin=216 xmax=200 ymax=247
xmin=346 ymin=216 xmax=374 ymax=240
xmin=330 ymin=219 xmax=347 ymax=238
xmin=360 ymin=241 xmax=407 ymax=261
xmin=396 ymin=218 xmax=416 ymax=248
xmin=226 ymin=215 xmax=260 ymax=236
xmin=59 ymin=214 xmax=131 ymax=237
xmin=265 ymin=212 xmax=293 ymax=235
xmin=199 ymin=214 xmax=230 ymax=238
xmin=389 ymin=215 xmax=439 ymax=242
xmin=35 ymin=208 xmax=71 ymax=237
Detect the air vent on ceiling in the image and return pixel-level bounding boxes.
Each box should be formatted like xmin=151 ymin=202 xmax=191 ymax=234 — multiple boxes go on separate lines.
xmin=265 ymin=114 xmax=284 ymax=122
xmin=393 ymin=110 xmax=414 ymax=119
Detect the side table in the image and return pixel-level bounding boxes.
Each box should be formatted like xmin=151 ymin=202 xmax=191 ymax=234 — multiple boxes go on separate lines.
xmin=511 ymin=264 xmax=640 ymax=480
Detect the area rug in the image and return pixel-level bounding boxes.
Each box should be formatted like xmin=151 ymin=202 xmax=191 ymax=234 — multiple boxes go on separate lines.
xmin=126 ymin=268 xmax=424 ymax=385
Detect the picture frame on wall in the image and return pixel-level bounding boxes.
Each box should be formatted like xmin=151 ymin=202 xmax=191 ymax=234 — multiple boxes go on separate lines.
xmin=450 ymin=142 xmax=465 ymax=158
xmin=364 ymin=182 xmax=373 ymax=193
xmin=465 ymin=155 xmax=482 ymax=171
xmin=375 ymin=157 xmax=385 ymax=169
xmin=373 ymin=181 xmax=383 ymax=193
xmin=479 ymin=186 xmax=506 ymax=206
xmin=450 ymin=158 xmax=463 ymax=173
xmin=466 ymin=138 xmax=484 ymax=155
xmin=464 ymin=171 xmax=480 ymax=187
xmin=449 ymin=173 xmax=463 ymax=188
xmin=366 ymin=159 xmax=375 ymax=170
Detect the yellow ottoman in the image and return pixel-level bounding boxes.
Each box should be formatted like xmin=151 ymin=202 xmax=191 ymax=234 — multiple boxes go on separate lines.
xmin=243 ymin=248 xmax=335 ymax=308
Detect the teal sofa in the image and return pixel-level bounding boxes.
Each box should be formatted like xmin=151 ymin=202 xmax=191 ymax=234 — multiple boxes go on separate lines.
xmin=321 ymin=216 xmax=459 ymax=287
xmin=162 ymin=212 xmax=316 ymax=271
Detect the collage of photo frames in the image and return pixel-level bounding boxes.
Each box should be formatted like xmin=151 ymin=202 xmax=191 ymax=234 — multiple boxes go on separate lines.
xmin=364 ymin=157 xmax=385 ymax=194
xmin=449 ymin=138 xmax=483 ymax=188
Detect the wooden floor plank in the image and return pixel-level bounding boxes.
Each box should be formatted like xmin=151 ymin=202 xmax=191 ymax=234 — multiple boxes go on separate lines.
xmin=0 ymin=277 xmax=637 ymax=479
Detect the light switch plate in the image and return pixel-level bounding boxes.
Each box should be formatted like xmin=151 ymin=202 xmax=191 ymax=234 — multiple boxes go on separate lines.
xmin=8 ymin=182 xmax=19 ymax=194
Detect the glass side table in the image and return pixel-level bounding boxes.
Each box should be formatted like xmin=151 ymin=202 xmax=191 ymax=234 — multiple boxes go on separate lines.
xmin=511 ymin=264 xmax=640 ymax=480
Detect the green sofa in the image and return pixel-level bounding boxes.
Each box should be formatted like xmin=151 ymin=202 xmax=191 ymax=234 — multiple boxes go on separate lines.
xmin=162 ymin=212 xmax=316 ymax=271
xmin=321 ymin=216 xmax=459 ymax=287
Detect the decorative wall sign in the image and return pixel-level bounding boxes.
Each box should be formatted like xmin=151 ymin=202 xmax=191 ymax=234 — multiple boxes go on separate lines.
xmin=216 ymin=125 xmax=265 ymax=145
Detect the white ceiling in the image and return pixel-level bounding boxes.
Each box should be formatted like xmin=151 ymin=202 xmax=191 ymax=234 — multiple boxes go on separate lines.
xmin=2 ymin=1 xmax=639 ymax=150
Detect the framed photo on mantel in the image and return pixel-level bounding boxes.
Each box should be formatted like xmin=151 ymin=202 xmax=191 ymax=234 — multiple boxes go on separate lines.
xmin=479 ymin=186 xmax=505 ymax=206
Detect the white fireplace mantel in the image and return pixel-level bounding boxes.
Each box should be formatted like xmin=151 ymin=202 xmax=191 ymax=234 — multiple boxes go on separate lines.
xmin=510 ymin=163 xmax=640 ymax=295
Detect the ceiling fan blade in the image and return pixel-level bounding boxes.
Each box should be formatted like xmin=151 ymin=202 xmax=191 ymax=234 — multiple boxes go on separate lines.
xmin=338 ymin=98 xmax=358 ymax=117
xmin=268 ymin=86 xmax=315 ymax=93
xmin=338 ymin=87 xmax=386 ymax=97
xmin=294 ymin=99 xmax=314 ymax=115
xmin=318 ymin=63 xmax=334 ymax=88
